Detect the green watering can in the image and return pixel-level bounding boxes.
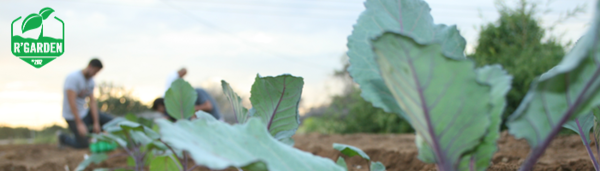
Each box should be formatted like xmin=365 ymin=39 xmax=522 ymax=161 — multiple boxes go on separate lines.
xmin=89 ymin=138 xmax=117 ymax=153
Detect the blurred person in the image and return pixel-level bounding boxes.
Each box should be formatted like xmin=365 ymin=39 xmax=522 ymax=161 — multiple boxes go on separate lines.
xmin=151 ymin=98 xmax=175 ymax=122
xmin=57 ymin=58 xmax=114 ymax=149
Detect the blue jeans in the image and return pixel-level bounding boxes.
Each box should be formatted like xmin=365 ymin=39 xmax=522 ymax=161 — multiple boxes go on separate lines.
xmin=59 ymin=110 xmax=114 ymax=149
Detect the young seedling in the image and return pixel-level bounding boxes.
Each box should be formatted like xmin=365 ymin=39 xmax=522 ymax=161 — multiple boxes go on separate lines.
xmin=332 ymin=143 xmax=386 ymax=171
xmin=563 ymin=113 xmax=598 ymax=170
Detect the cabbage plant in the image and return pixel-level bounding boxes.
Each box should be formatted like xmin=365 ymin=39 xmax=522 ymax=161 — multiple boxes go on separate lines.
xmin=505 ymin=0 xmax=600 ymax=170
xmin=157 ymin=75 xmax=346 ymax=170
xmin=333 ymin=143 xmax=385 ymax=171
xmin=346 ymin=0 xmax=511 ymax=170
xmin=347 ymin=0 xmax=600 ymax=170
xmin=77 ymin=75 xmax=380 ymax=171
xmin=75 ymin=116 xmax=171 ymax=171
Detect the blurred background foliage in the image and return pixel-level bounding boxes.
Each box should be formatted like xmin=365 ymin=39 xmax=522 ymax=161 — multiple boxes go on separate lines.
xmin=469 ymin=0 xmax=584 ymax=130
xmin=0 ymin=125 xmax=68 ymax=144
xmin=298 ymin=57 xmax=415 ymax=134
xmin=96 ymin=82 xmax=151 ymax=116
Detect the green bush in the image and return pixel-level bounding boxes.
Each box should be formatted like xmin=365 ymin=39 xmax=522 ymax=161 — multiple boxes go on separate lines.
xmin=0 ymin=125 xmax=68 ymax=144
xmin=469 ymin=0 xmax=577 ymax=125
xmin=300 ymin=87 xmax=414 ymax=134
xmin=96 ymin=82 xmax=150 ymax=116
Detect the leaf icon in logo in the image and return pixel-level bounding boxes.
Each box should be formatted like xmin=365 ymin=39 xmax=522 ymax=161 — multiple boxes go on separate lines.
xmin=39 ymin=7 xmax=54 ymax=20
xmin=21 ymin=13 xmax=42 ymax=34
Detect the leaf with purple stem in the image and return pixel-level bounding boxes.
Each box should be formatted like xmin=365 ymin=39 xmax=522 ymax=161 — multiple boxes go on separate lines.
xmin=564 ymin=113 xmax=595 ymax=143
xmin=563 ymin=113 xmax=599 ymax=170
xmin=222 ymin=80 xmax=249 ymax=124
xmin=506 ymin=1 xmax=600 ymax=170
xmin=459 ymin=65 xmax=512 ymax=171
xmin=249 ymin=74 xmax=303 ymax=145
xmin=346 ymin=0 xmax=467 ymax=122
xmin=371 ymin=31 xmax=493 ymax=170
xmin=593 ymin=107 xmax=600 ymax=157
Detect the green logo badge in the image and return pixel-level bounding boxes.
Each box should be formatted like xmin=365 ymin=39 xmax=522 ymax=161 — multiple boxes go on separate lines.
xmin=11 ymin=7 xmax=64 ymax=69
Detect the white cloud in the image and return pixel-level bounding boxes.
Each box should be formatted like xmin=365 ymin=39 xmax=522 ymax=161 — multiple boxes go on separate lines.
xmin=0 ymin=102 xmax=65 ymax=129
xmin=103 ymin=0 xmax=160 ymax=6
xmin=2 ymin=81 xmax=39 ymax=90
xmin=0 ymin=91 xmax=61 ymax=101
xmin=131 ymin=86 xmax=163 ymax=104
xmin=86 ymin=12 xmax=108 ymax=28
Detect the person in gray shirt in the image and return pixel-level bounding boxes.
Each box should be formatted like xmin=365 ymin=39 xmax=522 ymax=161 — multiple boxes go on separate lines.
xmin=58 ymin=59 xmax=114 ymax=149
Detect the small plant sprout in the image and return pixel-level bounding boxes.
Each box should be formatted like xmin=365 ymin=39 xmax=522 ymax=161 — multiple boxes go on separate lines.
xmin=563 ymin=113 xmax=598 ymax=170
xmin=333 ymin=143 xmax=386 ymax=171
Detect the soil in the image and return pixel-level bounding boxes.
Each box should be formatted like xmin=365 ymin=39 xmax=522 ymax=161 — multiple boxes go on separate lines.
xmin=0 ymin=131 xmax=594 ymax=171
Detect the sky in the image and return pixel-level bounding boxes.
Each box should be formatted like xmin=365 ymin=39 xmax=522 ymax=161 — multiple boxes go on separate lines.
xmin=0 ymin=0 xmax=593 ymax=130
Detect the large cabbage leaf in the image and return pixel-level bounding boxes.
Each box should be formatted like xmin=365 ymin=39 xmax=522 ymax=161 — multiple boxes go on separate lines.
xmin=347 ymin=0 xmax=467 ymax=120
xmin=459 ymin=65 xmax=512 ymax=171
xmin=157 ymin=113 xmax=344 ymax=171
xmin=564 ymin=113 xmax=595 ymax=144
xmin=506 ymin=1 xmax=600 ymax=170
xmin=371 ymin=32 xmax=491 ymax=170
xmin=249 ymin=74 xmax=303 ymax=143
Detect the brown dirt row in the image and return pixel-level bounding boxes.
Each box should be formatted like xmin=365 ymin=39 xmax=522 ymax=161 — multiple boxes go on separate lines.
xmin=0 ymin=132 xmax=594 ymax=171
